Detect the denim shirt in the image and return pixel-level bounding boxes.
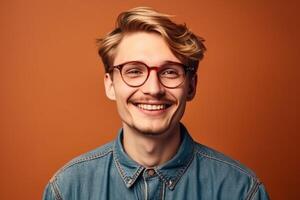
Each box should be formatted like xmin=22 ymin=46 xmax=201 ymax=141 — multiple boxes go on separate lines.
xmin=43 ymin=125 xmax=269 ymax=200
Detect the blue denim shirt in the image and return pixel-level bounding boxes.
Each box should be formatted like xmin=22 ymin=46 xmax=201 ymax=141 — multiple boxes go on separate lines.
xmin=43 ymin=125 xmax=269 ymax=200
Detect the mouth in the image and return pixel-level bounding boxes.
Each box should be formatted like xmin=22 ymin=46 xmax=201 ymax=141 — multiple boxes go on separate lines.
xmin=132 ymin=102 xmax=172 ymax=111
xmin=137 ymin=103 xmax=168 ymax=111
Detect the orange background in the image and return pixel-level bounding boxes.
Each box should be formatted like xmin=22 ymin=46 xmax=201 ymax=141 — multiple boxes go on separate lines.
xmin=1 ymin=0 xmax=299 ymax=199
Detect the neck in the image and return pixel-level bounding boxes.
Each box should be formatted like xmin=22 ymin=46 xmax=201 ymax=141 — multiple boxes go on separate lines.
xmin=122 ymin=124 xmax=181 ymax=168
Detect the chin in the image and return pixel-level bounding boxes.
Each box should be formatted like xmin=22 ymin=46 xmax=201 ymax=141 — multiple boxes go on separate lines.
xmin=132 ymin=120 xmax=176 ymax=137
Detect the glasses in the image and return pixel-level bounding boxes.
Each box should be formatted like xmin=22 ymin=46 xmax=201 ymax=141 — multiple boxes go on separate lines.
xmin=110 ymin=61 xmax=194 ymax=88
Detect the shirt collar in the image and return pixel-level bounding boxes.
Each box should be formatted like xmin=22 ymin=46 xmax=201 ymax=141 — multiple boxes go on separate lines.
xmin=113 ymin=123 xmax=195 ymax=190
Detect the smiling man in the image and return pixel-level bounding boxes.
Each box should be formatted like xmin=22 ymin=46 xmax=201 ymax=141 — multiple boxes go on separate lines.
xmin=43 ymin=7 xmax=269 ymax=200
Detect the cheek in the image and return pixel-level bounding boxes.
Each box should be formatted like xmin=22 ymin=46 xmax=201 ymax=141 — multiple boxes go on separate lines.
xmin=113 ymin=83 xmax=136 ymax=106
xmin=114 ymin=88 xmax=132 ymax=119
xmin=172 ymin=87 xmax=189 ymax=104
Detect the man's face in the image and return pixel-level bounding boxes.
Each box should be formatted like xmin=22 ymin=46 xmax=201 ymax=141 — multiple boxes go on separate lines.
xmin=104 ymin=32 xmax=197 ymax=135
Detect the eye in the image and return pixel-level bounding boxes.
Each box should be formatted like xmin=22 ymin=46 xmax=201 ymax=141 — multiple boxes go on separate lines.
xmin=161 ymin=69 xmax=179 ymax=76
xmin=123 ymin=63 xmax=146 ymax=78
xmin=160 ymin=65 xmax=183 ymax=79
xmin=125 ymin=68 xmax=143 ymax=75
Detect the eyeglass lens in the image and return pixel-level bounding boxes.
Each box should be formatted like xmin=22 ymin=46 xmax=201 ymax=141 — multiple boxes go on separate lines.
xmin=120 ymin=62 xmax=186 ymax=88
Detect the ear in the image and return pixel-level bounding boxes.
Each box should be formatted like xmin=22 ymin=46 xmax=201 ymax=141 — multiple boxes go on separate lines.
xmin=186 ymin=74 xmax=197 ymax=101
xmin=104 ymin=73 xmax=116 ymax=101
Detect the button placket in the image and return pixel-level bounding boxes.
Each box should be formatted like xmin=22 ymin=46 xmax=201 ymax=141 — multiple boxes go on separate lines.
xmin=143 ymin=169 xmax=163 ymax=200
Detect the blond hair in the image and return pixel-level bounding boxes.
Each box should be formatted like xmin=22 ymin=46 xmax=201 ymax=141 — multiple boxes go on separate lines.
xmin=97 ymin=7 xmax=206 ymax=73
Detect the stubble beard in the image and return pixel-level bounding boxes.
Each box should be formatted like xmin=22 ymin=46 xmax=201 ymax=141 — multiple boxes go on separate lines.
xmin=131 ymin=122 xmax=172 ymax=137
xmin=127 ymin=107 xmax=184 ymax=139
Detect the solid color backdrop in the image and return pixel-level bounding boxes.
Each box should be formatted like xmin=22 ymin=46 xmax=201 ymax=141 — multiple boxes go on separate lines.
xmin=0 ymin=0 xmax=299 ymax=199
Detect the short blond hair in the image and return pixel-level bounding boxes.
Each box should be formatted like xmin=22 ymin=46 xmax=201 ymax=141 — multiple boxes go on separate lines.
xmin=97 ymin=7 xmax=206 ymax=73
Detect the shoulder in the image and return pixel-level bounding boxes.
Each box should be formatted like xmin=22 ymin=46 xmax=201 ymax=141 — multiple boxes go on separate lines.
xmin=193 ymin=142 xmax=265 ymax=199
xmin=50 ymin=141 xmax=114 ymax=183
xmin=43 ymin=141 xmax=115 ymax=199
xmin=194 ymin=142 xmax=257 ymax=179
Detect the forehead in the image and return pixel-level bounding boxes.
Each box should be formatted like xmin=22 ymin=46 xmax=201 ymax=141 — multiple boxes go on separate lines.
xmin=113 ymin=32 xmax=180 ymax=66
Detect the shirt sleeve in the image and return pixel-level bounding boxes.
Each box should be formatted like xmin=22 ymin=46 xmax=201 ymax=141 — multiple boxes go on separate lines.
xmin=250 ymin=183 xmax=270 ymax=200
xmin=42 ymin=182 xmax=56 ymax=200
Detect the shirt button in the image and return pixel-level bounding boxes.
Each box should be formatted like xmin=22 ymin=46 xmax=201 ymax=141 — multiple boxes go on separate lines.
xmin=168 ymin=180 xmax=173 ymax=186
xmin=147 ymin=169 xmax=155 ymax=176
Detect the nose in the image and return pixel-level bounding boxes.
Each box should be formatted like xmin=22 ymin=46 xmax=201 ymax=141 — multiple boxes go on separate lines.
xmin=140 ymin=70 xmax=165 ymax=97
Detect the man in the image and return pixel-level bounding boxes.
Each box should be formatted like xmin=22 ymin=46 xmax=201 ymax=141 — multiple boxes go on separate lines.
xmin=43 ymin=7 xmax=269 ymax=200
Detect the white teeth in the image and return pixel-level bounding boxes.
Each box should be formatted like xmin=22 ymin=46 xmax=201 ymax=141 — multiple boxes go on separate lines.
xmin=137 ymin=104 xmax=166 ymax=111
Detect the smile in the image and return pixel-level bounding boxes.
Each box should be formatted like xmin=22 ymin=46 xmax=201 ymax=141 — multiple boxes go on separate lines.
xmin=137 ymin=104 xmax=167 ymax=111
